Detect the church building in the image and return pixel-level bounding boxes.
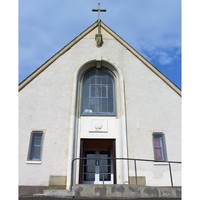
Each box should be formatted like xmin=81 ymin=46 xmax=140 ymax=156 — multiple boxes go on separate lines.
xmin=19 ymin=6 xmax=181 ymax=197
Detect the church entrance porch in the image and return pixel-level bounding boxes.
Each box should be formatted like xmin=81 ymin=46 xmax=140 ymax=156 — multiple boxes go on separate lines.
xmin=79 ymin=139 xmax=116 ymax=184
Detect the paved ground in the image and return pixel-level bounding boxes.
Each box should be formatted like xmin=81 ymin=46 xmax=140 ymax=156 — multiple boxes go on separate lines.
xmin=19 ymin=197 xmax=181 ymax=200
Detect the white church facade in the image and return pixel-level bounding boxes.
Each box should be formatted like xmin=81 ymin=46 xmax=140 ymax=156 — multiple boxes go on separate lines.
xmin=19 ymin=21 xmax=181 ymax=196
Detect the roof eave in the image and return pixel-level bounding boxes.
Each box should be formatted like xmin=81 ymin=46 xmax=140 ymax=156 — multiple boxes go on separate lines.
xmin=19 ymin=21 xmax=99 ymax=91
xmin=100 ymin=22 xmax=181 ymax=96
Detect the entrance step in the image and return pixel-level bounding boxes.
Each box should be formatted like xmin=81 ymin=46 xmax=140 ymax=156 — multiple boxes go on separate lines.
xmin=73 ymin=184 xmax=181 ymax=199
xmin=34 ymin=189 xmax=74 ymax=198
xmin=30 ymin=185 xmax=181 ymax=199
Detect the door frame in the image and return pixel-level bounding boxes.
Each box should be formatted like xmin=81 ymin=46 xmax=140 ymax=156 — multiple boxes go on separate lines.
xmin=79 ymin=139 xmax=116 ymax=184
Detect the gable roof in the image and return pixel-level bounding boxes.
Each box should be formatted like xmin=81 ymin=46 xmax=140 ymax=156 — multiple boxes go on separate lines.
xmin=19 ymin=21 xmax=181 ymax=96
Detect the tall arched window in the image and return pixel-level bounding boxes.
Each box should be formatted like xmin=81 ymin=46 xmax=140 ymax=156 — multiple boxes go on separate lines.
xmin=81 ymin=68 xmax=115 ymax=115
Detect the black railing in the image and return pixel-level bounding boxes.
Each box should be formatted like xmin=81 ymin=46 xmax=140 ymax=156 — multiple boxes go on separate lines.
xmin=71 ymin=157 xmax=181 ymax=190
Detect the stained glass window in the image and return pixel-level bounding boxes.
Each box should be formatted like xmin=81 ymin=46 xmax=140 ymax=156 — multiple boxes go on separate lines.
xmin=81 ymin=68 xmax=115 ymax=115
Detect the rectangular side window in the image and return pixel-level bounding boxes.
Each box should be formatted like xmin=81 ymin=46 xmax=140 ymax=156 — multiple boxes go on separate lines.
xmin=28 ymin=131 xmax=43 ymax=161
xmin=153 ymin=133 xmax=167 ymax=161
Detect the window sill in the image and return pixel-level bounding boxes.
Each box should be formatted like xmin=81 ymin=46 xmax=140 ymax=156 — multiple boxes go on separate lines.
xmin=81 ymin=114 xmax=117 ymax=117
xmin=26 ymin=160 xmax=42 ymax=164
xmin=154 ymin=161 xmax=169 ymax=165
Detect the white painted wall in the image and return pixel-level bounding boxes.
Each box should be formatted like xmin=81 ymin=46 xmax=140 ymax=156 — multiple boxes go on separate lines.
xmin=19 ymin=26 xmax=181 ymax=187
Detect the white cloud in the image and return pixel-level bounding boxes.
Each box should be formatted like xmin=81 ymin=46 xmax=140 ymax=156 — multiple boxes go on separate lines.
xmin=155 ymin=50 xmax=174 ymax=65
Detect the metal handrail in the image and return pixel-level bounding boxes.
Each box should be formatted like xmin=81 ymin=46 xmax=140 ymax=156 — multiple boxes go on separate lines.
xmin=71 ymin=157 xmax=181 ymax=190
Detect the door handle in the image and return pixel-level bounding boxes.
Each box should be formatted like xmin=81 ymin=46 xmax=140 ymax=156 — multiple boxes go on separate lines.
xmin=95 ymin=160 xmax=99 ymax=166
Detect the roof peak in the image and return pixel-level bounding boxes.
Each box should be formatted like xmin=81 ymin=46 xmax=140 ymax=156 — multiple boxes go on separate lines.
xmin=19 ymin=21 xmax=181 ymax=96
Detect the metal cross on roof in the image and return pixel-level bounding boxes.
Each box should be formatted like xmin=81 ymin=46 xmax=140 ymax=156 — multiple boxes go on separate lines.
xmin=92 ymin=3 xmax=107 ymax=34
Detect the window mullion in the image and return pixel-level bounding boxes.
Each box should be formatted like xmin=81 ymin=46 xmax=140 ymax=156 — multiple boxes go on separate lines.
xmin=106 ymin=76 xmax=108 ymax=113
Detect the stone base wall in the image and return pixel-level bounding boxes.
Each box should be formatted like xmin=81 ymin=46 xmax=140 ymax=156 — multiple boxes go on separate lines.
xmin=19 ymin=175 xmax=67 ymax=196
xmin=19 ymin=186 xmax=48 ymax=196
xmin=73 ymin=185 xmax=181 ymax=199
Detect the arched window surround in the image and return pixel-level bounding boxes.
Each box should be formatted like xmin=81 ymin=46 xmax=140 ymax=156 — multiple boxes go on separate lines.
xmin=66 ymin=60 xmax=129 ymax=188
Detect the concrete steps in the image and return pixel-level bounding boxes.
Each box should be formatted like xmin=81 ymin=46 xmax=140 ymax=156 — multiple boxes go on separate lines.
xmin=72 ymin=185 xmax=181 ymax=199
xmin=41 ymin=189 xmax=74 ymax=198
xmin=29 ymin=184 xmax=181 ymax=199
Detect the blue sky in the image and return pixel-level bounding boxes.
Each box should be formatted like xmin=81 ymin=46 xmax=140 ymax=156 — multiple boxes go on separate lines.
xmin=19 ymin=0 xmax=181 ymax=88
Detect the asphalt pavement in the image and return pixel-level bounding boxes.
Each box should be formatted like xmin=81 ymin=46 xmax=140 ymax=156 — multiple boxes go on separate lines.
xmin=19 ymin=197 xmax=181 ymax=200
